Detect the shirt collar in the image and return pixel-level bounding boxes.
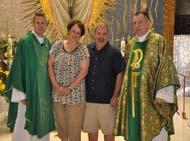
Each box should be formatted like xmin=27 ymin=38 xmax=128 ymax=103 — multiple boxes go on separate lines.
xmin=137 ymin=30 xmax=150 ymax=42
xmin=32 ymin=31 xmax=44 ymax=44
xmin=92 ymin=42 xmax=109 ymax=52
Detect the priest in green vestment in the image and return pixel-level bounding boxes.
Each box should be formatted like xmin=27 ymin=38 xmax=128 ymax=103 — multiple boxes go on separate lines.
xmin=3 ymin=12 xmax=55 ymax=141
xmin=114 ymin=12 xmax=180 ymax=141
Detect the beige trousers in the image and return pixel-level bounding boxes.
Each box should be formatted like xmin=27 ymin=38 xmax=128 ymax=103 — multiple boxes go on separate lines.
xmin=53 ymin=102 xmax=85 ymax=141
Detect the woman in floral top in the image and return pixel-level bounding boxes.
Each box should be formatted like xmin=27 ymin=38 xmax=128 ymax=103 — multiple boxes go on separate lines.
xmin=48 ymin=20 xmax=89 ymax=141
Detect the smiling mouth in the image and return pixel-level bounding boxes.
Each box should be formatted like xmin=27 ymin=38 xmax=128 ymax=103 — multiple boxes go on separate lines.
xmin=98 ymin=38 xmax=105 ymax=41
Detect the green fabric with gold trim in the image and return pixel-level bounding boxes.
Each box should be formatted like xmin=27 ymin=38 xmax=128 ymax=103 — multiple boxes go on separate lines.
xmin=127 ymin=41 xmax=148 ymax=141
xmin=3 ymin=31 xmax=55 ymax=138
xmin=114 ymin=31 xmax=180 ymax=141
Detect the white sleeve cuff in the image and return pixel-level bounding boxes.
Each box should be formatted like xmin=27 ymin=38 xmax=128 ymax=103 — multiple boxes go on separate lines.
xmin=156 ymin=86 xmax=174 ymax=103
xmin=11 ymin=88 xmax=26 ymax=103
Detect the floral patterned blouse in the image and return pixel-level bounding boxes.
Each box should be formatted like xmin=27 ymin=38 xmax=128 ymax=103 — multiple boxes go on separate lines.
xmin=49 ymin=40 xmax=89 ymax=105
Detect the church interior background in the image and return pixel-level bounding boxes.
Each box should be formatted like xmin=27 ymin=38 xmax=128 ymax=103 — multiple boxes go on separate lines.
xmin=0 ymin=0 xmax=190 ymax=140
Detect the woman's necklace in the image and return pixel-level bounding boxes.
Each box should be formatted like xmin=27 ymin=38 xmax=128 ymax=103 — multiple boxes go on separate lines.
xmin=63 ymin=41 xmax=79 ymax=65
xmin=64 ymin=41 xmax=79 ymax=53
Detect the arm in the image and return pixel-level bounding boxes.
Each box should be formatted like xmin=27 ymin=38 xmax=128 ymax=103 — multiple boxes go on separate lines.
xmin=110 ymin=72 xmax=124 ymax=107
xmin=48 ymin=54 xmax=62 ymax=94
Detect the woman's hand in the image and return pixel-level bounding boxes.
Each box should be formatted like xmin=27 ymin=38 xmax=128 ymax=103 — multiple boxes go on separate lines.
xmin=60 ymin=86 xmax=70 ymax=96
xmin=53 ymin=85 xmax=62 ymax=95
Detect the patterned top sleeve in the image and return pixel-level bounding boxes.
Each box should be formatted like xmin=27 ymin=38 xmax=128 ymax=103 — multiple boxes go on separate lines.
xmin=79 ymin=45 xmax=90 ymax=61
xmin=49 ymin=40 xmax=63 ymax=56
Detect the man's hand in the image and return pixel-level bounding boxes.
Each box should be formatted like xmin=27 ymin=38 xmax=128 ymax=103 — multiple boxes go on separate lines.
xmin=53 ymin=85 xmax=62 ymax=95
xmin=110 ymin=96 xmax=118 ymax=107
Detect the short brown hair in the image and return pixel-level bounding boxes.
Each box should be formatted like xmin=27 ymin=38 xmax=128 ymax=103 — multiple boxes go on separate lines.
xmin=33 ymin=12 xmax=47 ymax=23
xmin=95 ymin=23 xmax=109 ymax=33
xmin=67 ymin=20 xmax=85 ymax=36
xmin=134 ymin=12 xmax=150 ymax=21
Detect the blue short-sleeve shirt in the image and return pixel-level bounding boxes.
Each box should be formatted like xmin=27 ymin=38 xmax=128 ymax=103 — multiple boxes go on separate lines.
xmin=86 ymin=42 xmax=125 ymax=104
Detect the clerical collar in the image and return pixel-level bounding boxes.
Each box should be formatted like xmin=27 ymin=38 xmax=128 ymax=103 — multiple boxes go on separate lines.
xmin=32 ymin=31 xmax=44 ymax=45
xmin=138 ymin=31 xmax=150 ymax=42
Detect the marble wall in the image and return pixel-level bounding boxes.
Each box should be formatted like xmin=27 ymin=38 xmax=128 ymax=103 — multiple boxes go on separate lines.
xmin=174 ymin=35 xmax=190 ymax=96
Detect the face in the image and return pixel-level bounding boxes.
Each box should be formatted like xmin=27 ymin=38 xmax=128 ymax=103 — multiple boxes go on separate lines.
xmin=94 ymin=25 xmax=108 ymax=47
xmin=133 ymin=14 xmax=150 ymax=36
xmin=68 ymin=24 xmax=81 ymax=42
xmin=33 ymin=16 xmax=47 ymax=37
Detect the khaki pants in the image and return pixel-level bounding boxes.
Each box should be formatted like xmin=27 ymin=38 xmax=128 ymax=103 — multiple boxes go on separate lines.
xmin=53 ymin=102 xmax=85 ymax=141
xmin=83 ymin=102 xmax=116 ymax=135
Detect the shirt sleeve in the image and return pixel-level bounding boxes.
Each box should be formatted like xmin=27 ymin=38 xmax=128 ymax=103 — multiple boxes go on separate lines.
xmin=156 ymin=86 xmax=174 ymax=103
xmin=113 ymin=49 xmax=125 ymax=74
xmin=80 ymin=45 xmax=90 ymax=61
xmin=49 ymin=40 xmax=63 ymax=56
xmin=11 ymin=87 xmax=26 ymax=103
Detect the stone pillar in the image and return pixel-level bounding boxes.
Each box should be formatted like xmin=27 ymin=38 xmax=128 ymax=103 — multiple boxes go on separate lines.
xmin=163 ymin=0 xmax=176 ymax=55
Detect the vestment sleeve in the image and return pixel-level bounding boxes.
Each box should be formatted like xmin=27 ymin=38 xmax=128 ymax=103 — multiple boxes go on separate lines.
xmin=11 ymin=87 xmax=26 ymax=102
xmin=155 ymin=37 xmax=180 ymax=93
xmin=3 ymin=39 xmax=26 ymax=101
xmin=156 ymin=86 xmax=174 ymax=103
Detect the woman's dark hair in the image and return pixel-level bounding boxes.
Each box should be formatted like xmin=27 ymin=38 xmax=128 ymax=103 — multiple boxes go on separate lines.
xmin=67 ymin=20 xmax=85 ymax=36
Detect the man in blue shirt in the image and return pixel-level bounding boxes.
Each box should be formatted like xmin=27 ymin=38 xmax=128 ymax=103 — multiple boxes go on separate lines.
xmin=83 ymin=23 xmax=125 ymax=141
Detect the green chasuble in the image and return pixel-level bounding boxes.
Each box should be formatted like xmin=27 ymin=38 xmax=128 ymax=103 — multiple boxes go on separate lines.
xmin=114 ymin=31 xmax=180 ymax=141
xmin=3 ymin=31 xmax=55 ymax=138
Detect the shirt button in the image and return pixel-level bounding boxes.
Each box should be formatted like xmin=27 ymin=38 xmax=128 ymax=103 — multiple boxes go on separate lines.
xmin=92 ymin=72 xmax=95 ymax=75
xmin=92 ymin=79 xmax=94 ymax=82
xmin=91 ymin=87 xmax=95 ymax=90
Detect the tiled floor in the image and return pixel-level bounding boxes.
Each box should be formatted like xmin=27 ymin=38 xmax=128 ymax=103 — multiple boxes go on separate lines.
xmin=0 ymin=96 xmax=190 ymax=141
xmin=0 ymin=128 xmax=124 ymax=141
xmin=170 ymin=96 xmax=190 ymax=141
